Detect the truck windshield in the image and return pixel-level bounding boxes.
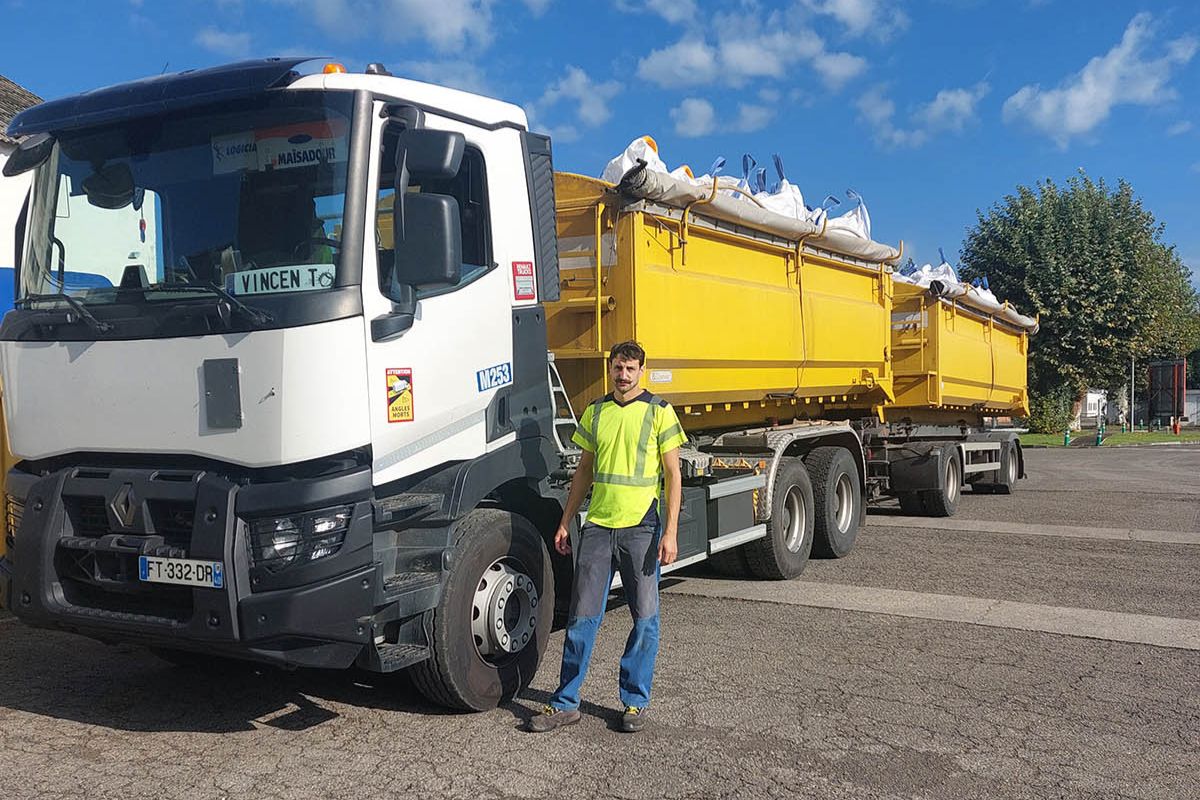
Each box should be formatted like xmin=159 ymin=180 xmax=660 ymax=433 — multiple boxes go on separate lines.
xmin=16 ymin=91 xmax=355 ymax=337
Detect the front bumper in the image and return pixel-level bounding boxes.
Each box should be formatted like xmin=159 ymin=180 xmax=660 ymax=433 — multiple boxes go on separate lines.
xmin=4 ymin=463 xmax=380 ymax=669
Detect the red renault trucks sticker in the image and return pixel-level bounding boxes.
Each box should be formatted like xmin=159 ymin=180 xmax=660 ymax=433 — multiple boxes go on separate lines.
xmin=511 ymin=261 xmax=536 ymax=301
xmin=386 ymin=368 xmax=414 ymax=423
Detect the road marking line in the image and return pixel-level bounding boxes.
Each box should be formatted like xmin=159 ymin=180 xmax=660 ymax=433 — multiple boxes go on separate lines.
xmin=665 ymin=579 xmax=1200 ymax=651
xmin=867 ymin=516 xmax=1200 ymax=546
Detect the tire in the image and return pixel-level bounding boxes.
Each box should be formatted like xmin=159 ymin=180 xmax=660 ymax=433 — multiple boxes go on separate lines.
xmin=409 ymin=509 xmax=554 ymax=711
xmin=806 ymin=447 xmax=862 ymax=559
xmin=896 ymin=492 xmax=926 ymax=515
xmin=744 ymin=457 xmax=815 ymax=579
xmin=920 ymin=445 xmax=962 ymax=517
xmin=992 ymin=441 xmax=1018 ymax=495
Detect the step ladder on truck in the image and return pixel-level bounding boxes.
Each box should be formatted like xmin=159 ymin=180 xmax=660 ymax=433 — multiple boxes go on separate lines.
xmin=0 ymin=58 xmax=1032 ymax=710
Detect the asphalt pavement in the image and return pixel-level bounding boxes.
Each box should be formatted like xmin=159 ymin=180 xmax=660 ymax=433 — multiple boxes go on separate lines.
xmin=0 ymin=445 xmax=1197 ymax=799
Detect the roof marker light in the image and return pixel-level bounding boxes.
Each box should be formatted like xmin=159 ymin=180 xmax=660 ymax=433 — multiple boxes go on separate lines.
xmin=323 ymin=63 xmax=348 ymax=74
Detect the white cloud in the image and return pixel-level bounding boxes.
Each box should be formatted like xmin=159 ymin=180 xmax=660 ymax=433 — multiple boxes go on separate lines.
xmin=636 ymin=39 xmax=719 ymax=88
xmin=1003 ymin=13 xmax=1198 ymax=147
xmin=276 ymin=0 xmax=495 ymax=52
xmin=670 ymin=98 xmax=716 ymax=137
xmin=616 ymin=0 xmax=697 ymax=25
xmin=857 ymin=81 xmax=988 ymax=149
xmin=735 ymin=103 xmax=775 ymax=132
xmin=195 ymin=27 xmax=251 ymax=57
xmin=521 ymin=0 xmax=552 ymax=15
xmin=920 ymin=82 xmax=991 ymax=132
xmin=1166 ymin=120 xmax=1193 ymax=137
xmin=385 ymin=0 xmax=495 ymax=51
xmin=804 ymin=0 xmax=910 ymax=41
xmin=637 ymin=27 xmax=868 ymax=91
xmin=534 ymin=66 xmax=620 ymax=131
xmin=812 ymin=51 xmax=868 ymax=89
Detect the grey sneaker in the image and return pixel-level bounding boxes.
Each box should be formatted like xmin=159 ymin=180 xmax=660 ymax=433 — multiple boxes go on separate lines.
xmin=621 ymin=706 xmax=647 ymax=733
xmin=527 ymin=706 xmax=581 ymax=733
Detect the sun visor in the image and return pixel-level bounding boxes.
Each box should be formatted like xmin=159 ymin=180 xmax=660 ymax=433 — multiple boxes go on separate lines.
xmin=7 ymin=57 xmax=317 ymax=138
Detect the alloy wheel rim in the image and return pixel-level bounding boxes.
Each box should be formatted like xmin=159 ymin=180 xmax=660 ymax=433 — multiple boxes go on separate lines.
xmin=834 ymin=474 xmax=854 ymax=533
xmin=471 ymin=558 xmax=539 ymax=661
xmin=782 ymin=486 xmax=807 ymax=552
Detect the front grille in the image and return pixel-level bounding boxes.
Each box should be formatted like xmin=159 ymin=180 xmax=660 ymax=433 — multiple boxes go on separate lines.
xmin=71 ymin=497 xmax=109 ymax=537
xmin=64 ymin=496 xmax=194 ymax=549
xmin=149 ymin=500 xmax=195 ymax=543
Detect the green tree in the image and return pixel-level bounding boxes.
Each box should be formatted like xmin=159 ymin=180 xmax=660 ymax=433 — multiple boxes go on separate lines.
xmin=960 ymin=172 xmax=1200 ymax=430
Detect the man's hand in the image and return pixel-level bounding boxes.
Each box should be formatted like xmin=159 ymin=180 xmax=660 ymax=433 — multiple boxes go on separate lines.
xmin=657 ymin=527 xmax=678 ymax=565
xmin=554 ymin=524 xmax=572 ymax=556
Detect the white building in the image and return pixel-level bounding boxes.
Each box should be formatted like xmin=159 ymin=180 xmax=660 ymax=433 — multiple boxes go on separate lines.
xmin=0 ymin=74 xmax=43 ymax=301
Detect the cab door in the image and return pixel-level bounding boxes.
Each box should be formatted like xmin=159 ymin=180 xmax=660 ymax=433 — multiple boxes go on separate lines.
xmin=361 ymin=105 xmax=537 ymax=488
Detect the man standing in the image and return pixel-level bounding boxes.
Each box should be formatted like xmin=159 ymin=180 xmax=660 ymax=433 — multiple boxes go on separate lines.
xmin=528 ymin=341 xmax=687 ymax=734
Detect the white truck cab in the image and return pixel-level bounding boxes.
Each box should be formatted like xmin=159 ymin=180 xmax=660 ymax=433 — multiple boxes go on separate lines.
xmin=0 ymin=58 xmax=568 ymax=709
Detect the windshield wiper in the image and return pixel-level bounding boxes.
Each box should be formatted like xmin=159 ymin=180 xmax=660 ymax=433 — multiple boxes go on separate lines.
xmin=16 ymin=292 xmax=114 ymax=333
xmin=156 ymin=284 xmax=275 ymax=327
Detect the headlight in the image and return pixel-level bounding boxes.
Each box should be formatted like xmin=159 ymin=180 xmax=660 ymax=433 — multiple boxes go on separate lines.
xmin=248 ymin=505 xmax=353 ymax=572
xmin=5 ymin=495 xmax=24 ymax=549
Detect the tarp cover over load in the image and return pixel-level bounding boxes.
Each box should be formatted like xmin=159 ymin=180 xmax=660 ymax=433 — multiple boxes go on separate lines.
xmin=893 ymin=255 xmax=1039 ymax=334
xmin=602 ymin=138 xmax=903 ymax=265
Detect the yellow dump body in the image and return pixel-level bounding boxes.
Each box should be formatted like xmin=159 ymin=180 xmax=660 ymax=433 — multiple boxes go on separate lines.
xmin=889 ymin=283 xmax=1030 ymax=420
xmin=547 ymin=173 xmax=895 ymax=431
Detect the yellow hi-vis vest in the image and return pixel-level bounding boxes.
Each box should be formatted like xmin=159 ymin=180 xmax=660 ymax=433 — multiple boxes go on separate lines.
xmin=571 ymin=391 xmax=687 ymax=528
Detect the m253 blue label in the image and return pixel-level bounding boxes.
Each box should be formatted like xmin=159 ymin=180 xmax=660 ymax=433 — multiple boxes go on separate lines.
xmin=476 ymin=362 xmax=513 ymax=392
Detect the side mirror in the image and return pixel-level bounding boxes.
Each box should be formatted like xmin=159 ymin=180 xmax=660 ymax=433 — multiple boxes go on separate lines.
xmin=374 ymin=194 xmax=463 ymax=342
xmin=397 ymin=128 xmax=465 ymax=180
xmin=392 ymin=127 xmax=465 ymax=241
xmin=2 ymin=132 xmax=54 ymax=177
xmin=393 ymin=193 xmax=462 ymax=288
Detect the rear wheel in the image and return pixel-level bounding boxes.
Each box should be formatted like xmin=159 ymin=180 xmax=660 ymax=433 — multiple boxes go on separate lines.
xmin=409 ymin=509 xmax=554 ymax=711
xmin=992 ymin=441 xmax=1018 ymax=495
xmin=807 ymin=447 xmax=862 ymax=558
xmin=920 ymin=445 xmax=962 ymax=517
xmin=745 ymin=457 xmax=815 ymax=579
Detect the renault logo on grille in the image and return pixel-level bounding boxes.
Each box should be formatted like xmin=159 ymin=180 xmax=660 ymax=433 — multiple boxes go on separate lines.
xmin=110 ymin=484 xmax=137 ymax=528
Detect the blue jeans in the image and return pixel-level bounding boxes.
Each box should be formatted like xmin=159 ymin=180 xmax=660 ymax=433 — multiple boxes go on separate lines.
xmin=550 ymin=511 xmax=661 ymax=711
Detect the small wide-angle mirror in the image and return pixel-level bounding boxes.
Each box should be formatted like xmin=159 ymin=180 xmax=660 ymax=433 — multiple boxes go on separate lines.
xmin=83 ymin=162 xmax=136 ymax=209
xmin=2 ymin=132 xmax=54 ymax=177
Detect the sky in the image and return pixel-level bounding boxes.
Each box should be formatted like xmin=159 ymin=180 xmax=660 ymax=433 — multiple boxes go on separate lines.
xmin=2 ymin=0 xmax=1198 ymax=287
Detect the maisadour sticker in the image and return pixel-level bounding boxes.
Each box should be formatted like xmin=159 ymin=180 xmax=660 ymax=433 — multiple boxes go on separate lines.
xmin=511 ymin=261 xmax=536 ymax=301
xmin=386 ymin=368 xmax=414 ymax=423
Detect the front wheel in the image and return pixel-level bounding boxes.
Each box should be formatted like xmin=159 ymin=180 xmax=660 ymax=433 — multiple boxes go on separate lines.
xmin=409 ymin=509 xmax=554 ymax=711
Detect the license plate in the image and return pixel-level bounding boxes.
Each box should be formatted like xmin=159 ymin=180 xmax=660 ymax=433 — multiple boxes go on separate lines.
xmin=138 ymin=556 xmax=225 ymax=589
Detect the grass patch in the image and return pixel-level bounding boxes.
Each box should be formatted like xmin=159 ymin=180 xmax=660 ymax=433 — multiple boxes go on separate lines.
xmin=1019 ymin=433 xmax=1069 ymax=447
xmin=1101 ymin=430 xmax=1200 ymax=446
xmin=1019 ymin=430 xmax=1200 ymax=447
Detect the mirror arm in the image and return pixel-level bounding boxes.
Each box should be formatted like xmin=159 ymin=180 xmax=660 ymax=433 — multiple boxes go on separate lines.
xmin=50 ymin=236 xmax=65 ymax=286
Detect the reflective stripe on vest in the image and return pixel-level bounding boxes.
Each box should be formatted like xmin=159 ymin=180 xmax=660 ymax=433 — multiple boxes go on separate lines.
xmin=590 ymin=393 xmax=662 ymax=488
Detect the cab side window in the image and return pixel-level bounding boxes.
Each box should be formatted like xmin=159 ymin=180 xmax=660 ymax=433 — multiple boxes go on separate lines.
xmin=377 ymin=132 xmax=493 ymax=296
